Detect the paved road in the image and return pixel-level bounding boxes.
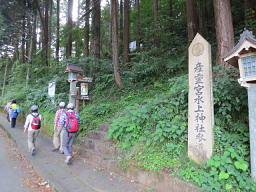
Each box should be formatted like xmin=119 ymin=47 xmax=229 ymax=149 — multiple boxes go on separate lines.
xmin=0 ymin=113 xmax=146 ymax=192
xmin=0 ymin=128 xmax=28 ymax=192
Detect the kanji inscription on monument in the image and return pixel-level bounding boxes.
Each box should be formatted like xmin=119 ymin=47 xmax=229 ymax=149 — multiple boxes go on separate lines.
xmin=188 ymin=33 xmax=214 ymax=164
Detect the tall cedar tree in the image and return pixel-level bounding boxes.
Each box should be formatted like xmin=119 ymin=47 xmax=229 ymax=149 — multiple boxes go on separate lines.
xmin=111 ymin=0 xmax=123 ymax=87
xmin=35 ymin=0 xmax=49 ymax=65
xmin=123 ymin=0 xmax=130 ymax=67
xmin=44 ymin=0 xmax=49 ymax=65
xmin=169 ymin=0 xmax=173 ymax=31
xmin=198 ymin=0 xmax=205 ymax=36
xmin=153 ymin=0 xmax=160 ymax=48
xmin=186 ymin=0 xmax=196 ymax=41
xmin=66 ymin=0 xmax=73 ymax=58
xmin=49 ymin=0 xmax=53 ymax=61
xmin=119 ymin=0 xmax=123 ymax=52
xmin=31 ymin=12 xmax=37 ymax=59
xmin=21 ymin=14 xmax=26 ymax=63
xmin=135 ymin=0 xmax=140 ymax=49
xmin=84 ymin=0 xmax=90 ymax=57
xmin=75 ymin=0 xmax=80 ymax=57
xmin=92 ymin=0 xmax=101 ymax=71
xmin=56 ymin=0 xmax=60 ymax=60
xmin=213 ymin=0 xmax=234 ymax=67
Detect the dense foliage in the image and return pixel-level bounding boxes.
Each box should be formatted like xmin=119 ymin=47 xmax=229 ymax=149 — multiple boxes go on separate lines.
xmin=108 ymin=66 xmax=254 ymax=191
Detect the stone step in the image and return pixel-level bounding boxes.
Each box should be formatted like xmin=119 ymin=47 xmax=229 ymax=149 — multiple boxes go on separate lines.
xmin=76 ymin=146 xmax=201 ymax=192
xmin=98 ymin=124 xmax=110 ymax=132
xmin=87 ymin=130 xmax=109 ymax=141
xmin=78 ymin=137 xmax=122 ymax=157
xmin=77 ymin=147 xmax=123 ymax=174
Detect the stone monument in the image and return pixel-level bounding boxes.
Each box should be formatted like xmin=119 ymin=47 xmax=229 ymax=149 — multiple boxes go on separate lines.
xmin=188 ymin=33 xmax=214 ymax=164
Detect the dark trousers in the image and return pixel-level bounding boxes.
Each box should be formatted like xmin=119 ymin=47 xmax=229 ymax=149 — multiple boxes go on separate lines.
xmin=11 ymin=118 xmax=16 ymax=128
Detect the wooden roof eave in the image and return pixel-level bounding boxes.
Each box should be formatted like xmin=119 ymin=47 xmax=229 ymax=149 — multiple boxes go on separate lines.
xmin=223 ymin=40 xmax=256 ymax=68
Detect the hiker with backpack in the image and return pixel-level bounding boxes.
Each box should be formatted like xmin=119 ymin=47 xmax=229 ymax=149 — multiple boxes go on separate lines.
xmin=8 ymin=100 xmax=21 ymax=128
xmin=59 ymin=103 xmax=80 ymax=165
xmin=52 ymin=102 xmax=66 ymax=153
xmin=24 ymin=105 xmax=41 ymax=156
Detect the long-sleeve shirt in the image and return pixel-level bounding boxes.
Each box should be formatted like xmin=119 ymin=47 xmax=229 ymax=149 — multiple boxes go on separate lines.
xmin=24 ymin=113 xmax=42 ymax=131
xmin=59 ymin=110 xmax=80 ymax=128
xmin=54 ymin=108 xmax=66 ymax=127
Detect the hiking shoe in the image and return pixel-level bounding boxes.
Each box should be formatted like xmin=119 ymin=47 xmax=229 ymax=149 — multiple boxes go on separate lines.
xmin=51 ymin=148 xmax=59 ymax=152
xmin=65 ymin=156 xmax=72 ymax=165
xmin=32 ymin=149 xmax=36 ymax=156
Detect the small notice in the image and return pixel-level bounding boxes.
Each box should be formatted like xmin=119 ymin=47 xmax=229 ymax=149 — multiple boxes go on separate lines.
xmin=81 ymin=83 xmax=88 ymax=96
xmin=48 ymin=81 xmax=56 ymax=97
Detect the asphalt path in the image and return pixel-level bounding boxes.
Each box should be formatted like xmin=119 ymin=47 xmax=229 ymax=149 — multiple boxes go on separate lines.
xmin=0 ymin=112 xmax=146 ymax=192
xmin=0 ymin=129 xmax=28 ymax=192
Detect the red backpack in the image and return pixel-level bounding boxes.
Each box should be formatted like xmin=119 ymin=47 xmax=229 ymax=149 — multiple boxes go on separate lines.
xmin=65 ymin=112 xmax=78 ymax=133
xmin=31 ymin=114 xmax=41 ymax=130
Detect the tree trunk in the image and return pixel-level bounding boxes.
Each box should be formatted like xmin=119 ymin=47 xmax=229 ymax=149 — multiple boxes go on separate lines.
xmin=135 ymin=0 xmax=140 ymax=50
xmin=66 ymin=0 xmax=73 ymax=58
xmin=26 ymin=15 xmax=31 ymax=61
xmin=37 ymin=0 xmax=49 ymax=66
xmin=84 ymin=0 xmax=90 ymax=57
xmin=56 ymin=0 xmax=60 ymax=60
xmin=21 ymin=15 xmax=26 ymax=63
xmin=38 ymin=20 xmax=42 ymax=50
xmin=198 ymin=0 xmax=205 ymax=35
xmin=169 ymin=0 xmax=173 ymax=17
xmin=169 ymin=0 xmax=173 ymax=31
xmin=13 ymin=38 xmax=19 ymax=62
xmin=119 ymin=0 xmax=123 ymax=52
xmin=111 ymin=0 xmax=123 ymax=87
xmin=123 ymin=0 xmax=130 ymax=67
xmin=153 ymin=0 xmax=160 ymax=48
xmin=2 ymin=61 xmax=8 ymax=96
xmin=213 ymin=0 xmax=234 ymax=67
xmin=32 ymin=13 xmax=37 ymax=58
xmin=48 ymin=0 xmax=53 ymax=63
xmin=92 ymin=0 xmax=101 ymax=70
xmin=186 ymin=0 xmax=196 ymax=41
xmin=75 ymin=0 xmax=80 ymax=57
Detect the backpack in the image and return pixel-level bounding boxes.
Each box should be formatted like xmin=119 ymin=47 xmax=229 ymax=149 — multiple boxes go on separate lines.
xmin=16 ymin=107 xmax=21 ymax=114
xmin=65 ymin=112 xmax=78 ymax=133
xmin=31 ymin=114 xmax=41 ymax=130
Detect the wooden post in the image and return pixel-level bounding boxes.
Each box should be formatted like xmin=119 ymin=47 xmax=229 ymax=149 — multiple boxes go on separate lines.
xmin=69 ymin=81 xmax=77 ymax=106
xmin=248 ymin=85 xmax=256 ymax=182
xmin=75 ymin=87 xmax=80 ymax=113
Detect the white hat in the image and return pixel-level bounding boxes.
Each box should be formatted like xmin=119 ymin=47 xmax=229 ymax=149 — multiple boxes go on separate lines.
xmin=59 ymin=102 xmax=65 ymax=108
xmin=31 ymin=105 xmax=38 ymax=111
xmin=67 ymin=103 xmax=74 ymax=109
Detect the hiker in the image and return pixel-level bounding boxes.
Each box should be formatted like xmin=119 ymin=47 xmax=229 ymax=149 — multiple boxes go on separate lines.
xmin=52 ymin=102 xmax=66 ymax=153
xmin=24 ymin=105 xmax=41 ymax=156
xmin=4 ymin=100 xmax=12 ymax=122
xmin=60 ymin=103 xmax=80 ymax=165
xmin=9 ymin=100 xmax=21 ymax=128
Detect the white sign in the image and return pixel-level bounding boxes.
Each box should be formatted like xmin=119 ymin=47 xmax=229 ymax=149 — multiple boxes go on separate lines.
xmin=48 ymin=81 xmax=56 ymax=97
